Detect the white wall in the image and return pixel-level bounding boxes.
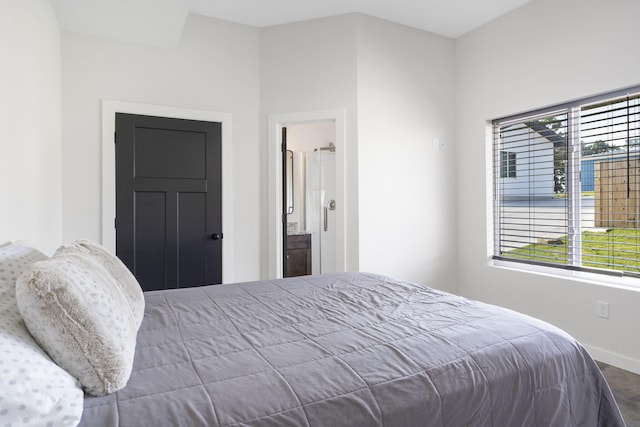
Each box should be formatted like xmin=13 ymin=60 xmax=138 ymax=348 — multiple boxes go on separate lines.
xmin=0 ymin=0 xmax=62 ymax=254
xmin=456 ymin=0 xmax=640 ymax=373
xmin=60 ymin=11 xmax=456 ymax=287
xmin=260 ymin=15 xmax=360 ymax=274
xmin=60 ymin=14 xmax=262 ymax=281
xmin=356 ymin=15 xmax=457 ymax=292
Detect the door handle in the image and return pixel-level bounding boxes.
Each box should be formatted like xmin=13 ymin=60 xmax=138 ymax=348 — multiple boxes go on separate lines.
xmin=211 ymin=233 xmax=223 ymax=240
xmin=324 ymin=207 xmax=328 ymax=232
xmin=324 ymin=200 xmax=335 ymax=232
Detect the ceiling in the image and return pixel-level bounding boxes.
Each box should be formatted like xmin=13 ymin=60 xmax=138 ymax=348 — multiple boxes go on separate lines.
xmin=51 ymin=0 xmax=532 ymax=47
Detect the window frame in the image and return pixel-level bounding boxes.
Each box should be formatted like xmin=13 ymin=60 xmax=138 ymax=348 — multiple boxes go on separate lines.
xmin=490 ymin=84 xmax=640 ymax=283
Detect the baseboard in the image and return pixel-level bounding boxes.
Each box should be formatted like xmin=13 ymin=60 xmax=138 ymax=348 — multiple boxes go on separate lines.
xmin=584 ymin=344 xmax=640 ymax=375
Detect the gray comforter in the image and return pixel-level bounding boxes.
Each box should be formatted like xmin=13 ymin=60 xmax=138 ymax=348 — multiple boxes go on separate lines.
xmin=80 ymin=272 xmax=625 ymax=426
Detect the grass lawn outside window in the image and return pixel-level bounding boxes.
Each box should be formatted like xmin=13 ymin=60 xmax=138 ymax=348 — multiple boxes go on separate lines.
xmin=506 ymin=228 xmax=640 ymax=274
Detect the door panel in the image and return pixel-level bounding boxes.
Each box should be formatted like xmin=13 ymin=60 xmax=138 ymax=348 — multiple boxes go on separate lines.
xmin=134 ymin=192 xmax=166 ymax=291
xmin=134 ymin=127 xmax=206 ymax=179
xmin=116 ymin=113 xmax=222 ymax=291
xmin=178 ymin=192 xmax=207 ymax=287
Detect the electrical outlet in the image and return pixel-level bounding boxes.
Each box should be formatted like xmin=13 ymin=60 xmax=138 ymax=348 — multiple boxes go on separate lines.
xmin=596 ymin=301 xmax=609 ymax=319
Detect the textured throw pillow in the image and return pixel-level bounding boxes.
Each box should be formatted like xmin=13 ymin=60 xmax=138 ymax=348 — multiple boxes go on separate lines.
xmin=55 ymin=239 xmax=145 ymax=329
xmin=0 ymin=243 xmax=83 ymax=426
xmin=15 ymin=252 xmax=138 ymax=396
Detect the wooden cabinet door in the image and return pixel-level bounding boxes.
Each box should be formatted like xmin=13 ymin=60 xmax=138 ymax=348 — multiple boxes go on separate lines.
xmin=286 ymin=234 xmax=311 ymax=277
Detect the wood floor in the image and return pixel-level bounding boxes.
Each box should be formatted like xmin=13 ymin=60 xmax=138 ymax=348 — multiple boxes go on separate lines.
xmin=597 ymin=361 xmax=640 ymax=427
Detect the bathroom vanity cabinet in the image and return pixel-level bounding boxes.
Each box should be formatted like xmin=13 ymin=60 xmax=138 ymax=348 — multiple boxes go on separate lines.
xmin=286 ymin=233 xmax=312 ymax=277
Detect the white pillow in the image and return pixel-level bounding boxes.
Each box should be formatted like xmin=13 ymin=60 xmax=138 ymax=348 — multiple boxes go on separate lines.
xmin=55 ymin=239 xmax=145 ymax=329
xmin=16 ymin=252 xmax=138 ymax=396
xmin=0 ymin=243 xmax=83 ymax=426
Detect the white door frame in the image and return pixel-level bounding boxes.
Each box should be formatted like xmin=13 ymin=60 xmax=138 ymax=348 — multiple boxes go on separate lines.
xmin=267 ymin=109 xmax=346 ymax=279
xmin=101 ymin=99 xmax=235 ymax=283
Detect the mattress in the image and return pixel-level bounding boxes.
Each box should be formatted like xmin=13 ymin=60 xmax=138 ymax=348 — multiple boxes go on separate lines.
xmin=79 ymin=272 xmax=625 ymax=426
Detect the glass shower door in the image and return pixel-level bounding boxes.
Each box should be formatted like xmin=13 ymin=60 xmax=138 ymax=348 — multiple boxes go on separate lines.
xmin=305 ymin=148 xmax=337 ymax=274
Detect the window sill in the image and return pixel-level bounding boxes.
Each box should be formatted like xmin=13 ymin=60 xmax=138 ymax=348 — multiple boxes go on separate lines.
xmin=489 ymin=258 xmax=640 ymax=292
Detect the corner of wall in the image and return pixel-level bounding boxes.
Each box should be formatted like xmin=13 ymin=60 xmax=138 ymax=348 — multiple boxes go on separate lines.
xmin=0 ymin=0 xmax=63 ymax=254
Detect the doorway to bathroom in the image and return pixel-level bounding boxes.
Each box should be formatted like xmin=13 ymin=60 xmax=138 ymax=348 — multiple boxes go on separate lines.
xmin=283 ymin=121 xmax=337 ymax=277
xmin=267 ymin=109 xmax=346 ymax=279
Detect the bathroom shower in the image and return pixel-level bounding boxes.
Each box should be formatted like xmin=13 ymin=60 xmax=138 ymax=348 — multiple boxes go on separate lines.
xmin=306 ymin=145 xmax=336 ymax=274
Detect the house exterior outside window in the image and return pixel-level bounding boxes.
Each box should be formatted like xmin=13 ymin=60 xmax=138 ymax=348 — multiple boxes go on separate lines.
xmin=499 ymin=151 xmax=516 ymax=178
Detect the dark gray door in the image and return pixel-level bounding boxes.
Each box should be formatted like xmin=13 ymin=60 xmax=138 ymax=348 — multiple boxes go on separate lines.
xmin=115 ymin=113 xmax=222 ymax=291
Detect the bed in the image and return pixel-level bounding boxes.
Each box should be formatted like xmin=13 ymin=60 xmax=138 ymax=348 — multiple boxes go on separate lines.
xmin=0 ymin=242 xmax=627 ymax=427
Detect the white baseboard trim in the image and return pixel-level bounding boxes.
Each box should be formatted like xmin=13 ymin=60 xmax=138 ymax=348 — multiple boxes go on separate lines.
xmin=583 ymin=344 xmax=640 ymax=375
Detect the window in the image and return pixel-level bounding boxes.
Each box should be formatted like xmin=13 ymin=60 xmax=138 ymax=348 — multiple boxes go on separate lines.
xmin=492 ymin=85 xmax=640 ymax=278
xmin=500 ymin=151 xmax=517 ymax=178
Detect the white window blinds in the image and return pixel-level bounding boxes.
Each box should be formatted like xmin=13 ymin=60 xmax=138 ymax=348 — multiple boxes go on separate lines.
xmin=493 ymin=87 xmax=640 ymax=278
